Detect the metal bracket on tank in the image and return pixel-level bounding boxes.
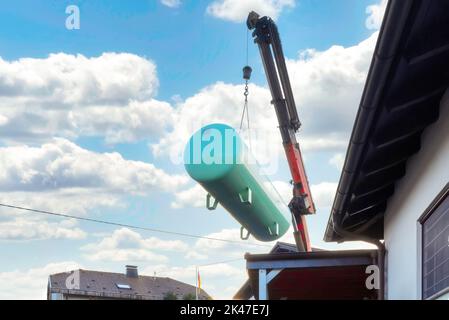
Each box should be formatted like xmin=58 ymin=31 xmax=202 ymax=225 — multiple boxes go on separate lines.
xmin=240 ymin=227 xmax=250 ymax=240
xmin=268 ymin=222 xmax=280 ymax=237
xmin=206 ymin=193 xmax=219 ymax=210
xmin=238 ymin=187 xmax=252 ymax=205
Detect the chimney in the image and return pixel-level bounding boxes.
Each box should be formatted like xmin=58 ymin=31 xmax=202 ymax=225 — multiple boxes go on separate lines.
xmin=125 ymin=265 xmax=138 ymax=278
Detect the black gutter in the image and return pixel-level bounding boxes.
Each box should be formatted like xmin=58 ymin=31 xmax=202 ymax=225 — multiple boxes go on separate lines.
xmin=324 ymin=0 xmax=415 ymax=242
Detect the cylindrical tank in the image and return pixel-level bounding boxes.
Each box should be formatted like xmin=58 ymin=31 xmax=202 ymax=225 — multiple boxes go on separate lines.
xmin=184 ymin=123 xmax=290 ymax=242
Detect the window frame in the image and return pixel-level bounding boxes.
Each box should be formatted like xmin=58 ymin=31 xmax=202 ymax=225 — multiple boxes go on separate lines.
xmin=116 ymin=283 xmax=132 ymax=290
xmin=418 ymin=182 xmax=449 ymax=300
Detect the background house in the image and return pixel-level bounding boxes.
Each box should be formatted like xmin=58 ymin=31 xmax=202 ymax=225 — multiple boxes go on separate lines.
xmin=48 ymin=265 xmax=210 ymax=300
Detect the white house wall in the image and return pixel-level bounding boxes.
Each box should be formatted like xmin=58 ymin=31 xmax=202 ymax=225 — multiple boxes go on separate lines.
xmin=384 ymin=89 xmax=449 ymax=300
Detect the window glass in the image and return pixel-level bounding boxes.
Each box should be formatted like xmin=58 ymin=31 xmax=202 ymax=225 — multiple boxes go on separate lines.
xmin=422 ymin=191 xmax=449 ymax=299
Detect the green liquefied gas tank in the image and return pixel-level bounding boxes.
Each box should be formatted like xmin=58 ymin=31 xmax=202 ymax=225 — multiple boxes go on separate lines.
xmin=184 ymin=123 xmax=290 ymax=242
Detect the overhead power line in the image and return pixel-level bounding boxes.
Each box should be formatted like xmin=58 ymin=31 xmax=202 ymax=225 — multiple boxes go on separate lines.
xmin=0 ymin=203 xmax=272 ymax=249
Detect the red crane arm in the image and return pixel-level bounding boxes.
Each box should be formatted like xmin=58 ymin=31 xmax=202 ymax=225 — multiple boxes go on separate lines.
xmin=247 ymin=11 xmax=316 ymax=252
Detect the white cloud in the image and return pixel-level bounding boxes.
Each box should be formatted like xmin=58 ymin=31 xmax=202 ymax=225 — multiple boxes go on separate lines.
xmin=0 ymin=53 xmax=171 ymax=144
xmin=2 ymin=31 xmax=378 ymax=161
xmin=366 ymin=0 xmax=388 ymax=30
xmin=0 ymin=189 xmax=122 ymax=217
xmin=0 ymin=53 xmax=158 ymax=105
xmin=207 ymin=0 xmax=295 ymax=23
xmin=193 ymin=228 xmax=269 ymax=260
xmin=0 ymin=138 xmax=187 ymax=195
xmin=194 ymin=228 xmax=242 ymax=252
xmin=152 ymin=82 xmax=285 ymax=171
xmin=153 ymin=32 xmax=379 ymax=171
xmin=286 ymin=33 xmax=378 ymax=149
xmin=311 ymin=182 xmax=338 ymax=208
xmin=71 ymin=100 xmax=174 ymax=144
xmin=142 ymin=262 xmax=246 ymax=299
xmin=329 ymin=153 xmax=345 ymax=171
xmin=0 ymin=188 xmax=119 ymax=242
xmin=0 ymin=217 xmax=86 ymax=240
xmin=0 ymin=114 xmax=7 ymax=126
xmin=263 ymin=180 xmax=337 ymax=210
xmin=161 ymin=0 xmax=181 ymax=8
xmin=299 ymin=136 xmax=348 ymax=153
xmin=0 ymin=261 xmax=81 ymax=300
xmin=267 ymin=180 xmax=291 ymax=204
xmin=84 ymin=248 xmax=168 ymax=263
xmin=198 ymin=263 xmax=243 ymax=278
xmin=0 ymin=139 xmax=187 ymax=241
xmin=81 ymin=228 xmax=188 ymax=262
xmin=185 ymin=251 xmax=208 ymax=260
xmin=171 ymin=184 xmax=206 ymax=209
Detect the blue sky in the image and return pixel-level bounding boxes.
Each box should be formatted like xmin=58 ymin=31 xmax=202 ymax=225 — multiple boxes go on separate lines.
xmin=0 ymin=0 xmax=386 ymax=299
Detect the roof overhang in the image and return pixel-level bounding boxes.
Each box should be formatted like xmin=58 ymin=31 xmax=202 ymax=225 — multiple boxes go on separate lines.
xmin=325 ymin=0 xmax=449 ymax=242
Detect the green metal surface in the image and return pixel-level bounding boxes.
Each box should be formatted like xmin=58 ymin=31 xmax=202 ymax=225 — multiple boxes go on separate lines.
xmin=184 ymin=123 xmax=290 ymax=242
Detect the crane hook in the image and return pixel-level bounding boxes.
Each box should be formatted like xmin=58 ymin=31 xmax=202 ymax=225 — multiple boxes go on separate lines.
xmin=242 ymin=65 xmax=252 ymax=105
xmin=243 ymin=65 xmax=252 ymax=81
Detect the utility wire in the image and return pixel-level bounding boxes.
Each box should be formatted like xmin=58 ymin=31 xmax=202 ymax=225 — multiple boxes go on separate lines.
xmin=0 ymin=203 xmax=272 ymax=248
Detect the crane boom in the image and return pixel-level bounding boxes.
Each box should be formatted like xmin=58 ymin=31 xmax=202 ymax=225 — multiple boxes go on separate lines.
xmin=247 ymin=11 xmax=315 ymax=252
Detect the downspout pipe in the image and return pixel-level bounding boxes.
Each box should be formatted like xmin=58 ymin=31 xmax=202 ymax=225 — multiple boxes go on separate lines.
xmin=332 ymin=218 xmax=385 ymax=300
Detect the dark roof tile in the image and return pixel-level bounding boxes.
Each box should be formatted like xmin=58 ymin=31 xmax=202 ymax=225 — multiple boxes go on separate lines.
xmin=49 ymin=269 xmax=210 ymax=300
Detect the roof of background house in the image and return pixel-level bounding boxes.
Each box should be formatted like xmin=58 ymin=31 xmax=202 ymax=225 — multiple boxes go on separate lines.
xmin=268 ymin=241 xmax=325 ymax=253
xmin=48 ymin=269 xmax=210 ymax=300
xmin=269 ymin=242 xmax=299 ymax=253
xmin=325 ymin=0 xmax=449 ymax=242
